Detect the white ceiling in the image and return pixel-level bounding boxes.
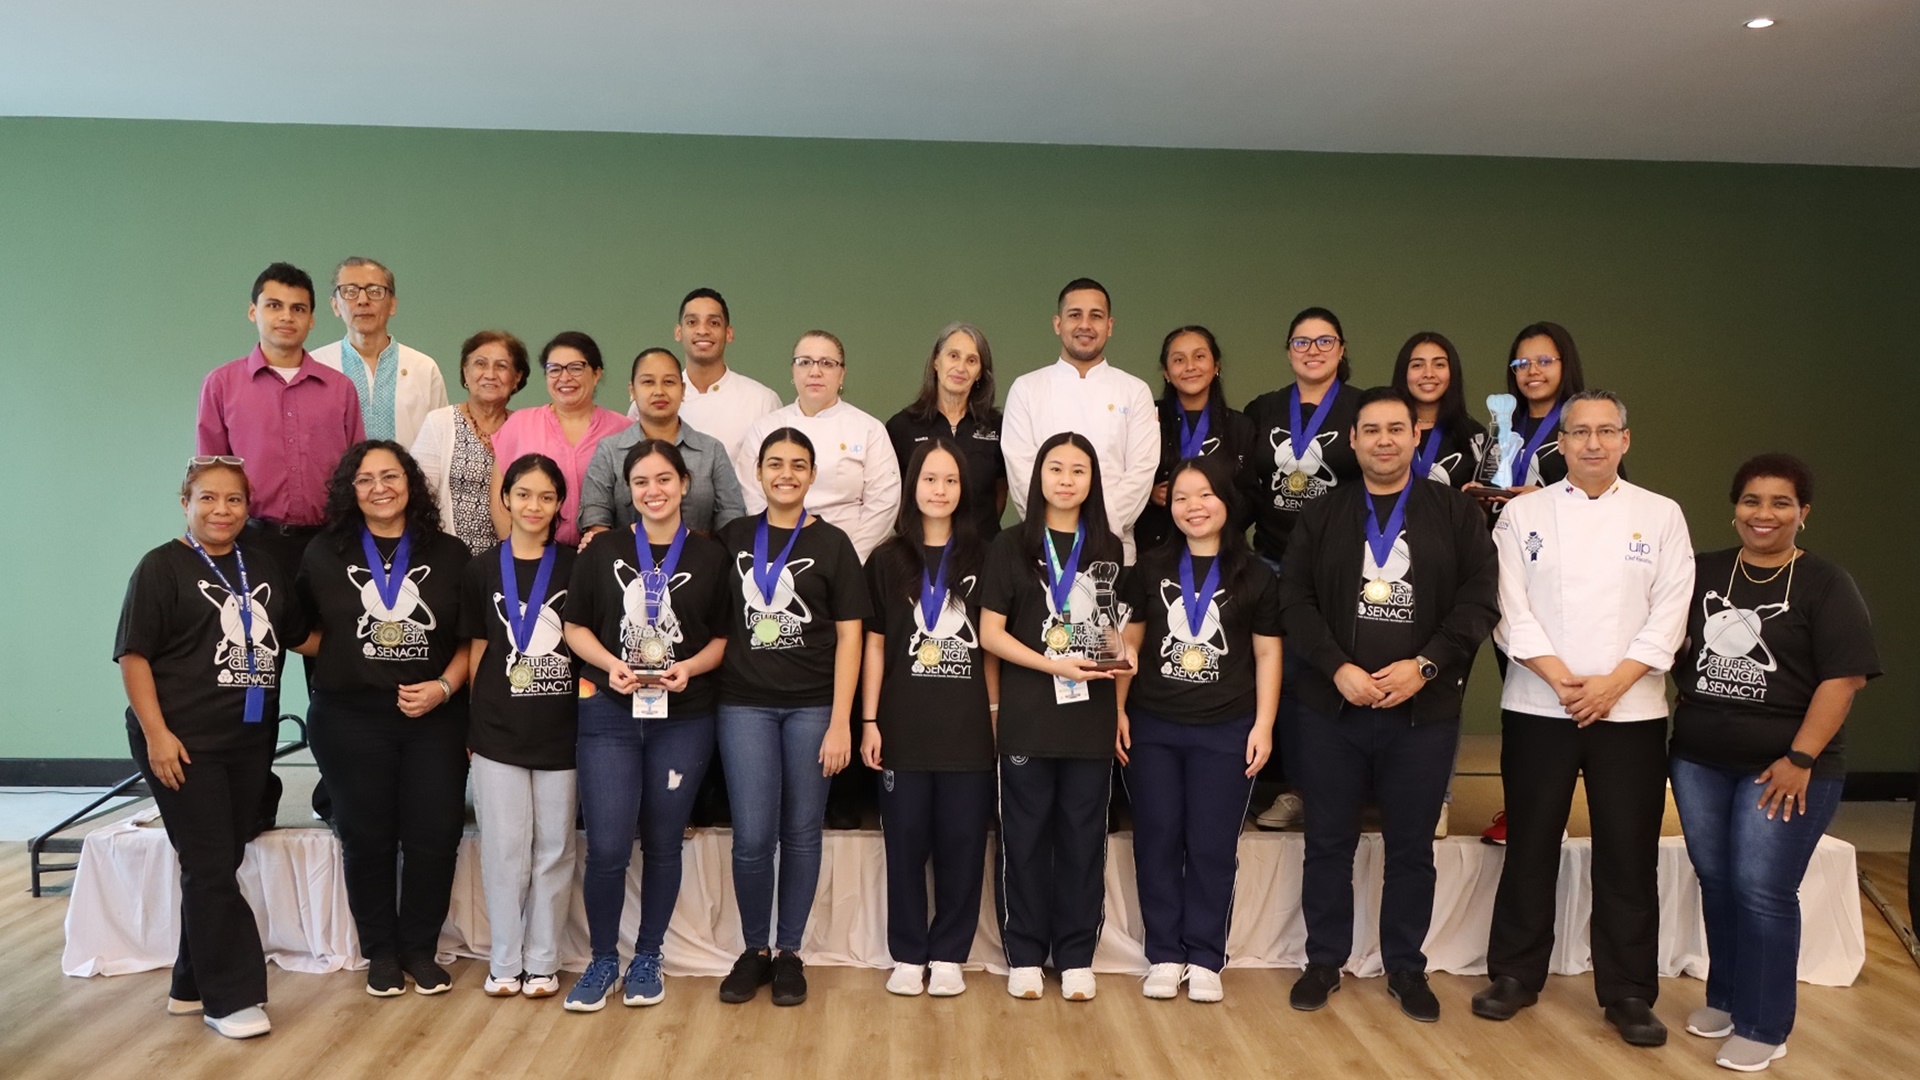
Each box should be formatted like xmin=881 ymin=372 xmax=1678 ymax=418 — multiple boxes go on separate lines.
xmin=4 ymin=0 xmax=1918 ymax=166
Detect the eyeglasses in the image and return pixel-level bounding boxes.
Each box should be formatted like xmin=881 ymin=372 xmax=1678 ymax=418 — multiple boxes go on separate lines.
xmin=1561 ymin=425 xmax=1625 ymax=444
xmin=352 ymin=471 xmax=407 ymax=491
xmin=1288 ymin=335 xmax=1342 ymax=353
xmin=792 ymin=356 xmax=845 ymax=372
xmin=544 ymin=361 xmax=591 ymax=378
xmin=188 ymin=455 xmax=245 ymax=467
xmin=334 ymin=284 xmax=391 ymax=301
xmin=1510 ymin=355 xmax=1560 ymax=372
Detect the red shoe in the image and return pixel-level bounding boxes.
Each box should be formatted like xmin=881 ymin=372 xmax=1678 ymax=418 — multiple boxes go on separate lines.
xmin=1481 ymin=811 xmax=1508 ymax=846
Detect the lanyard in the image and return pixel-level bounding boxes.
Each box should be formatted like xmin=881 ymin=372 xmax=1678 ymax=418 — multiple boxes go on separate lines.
xmin=635 ymin=522 xmax=690 ymax=623
xmin=186 ymin=536 xmax=265 ymax=723
xmin=499 ymin=541 xmax=558 ymax=654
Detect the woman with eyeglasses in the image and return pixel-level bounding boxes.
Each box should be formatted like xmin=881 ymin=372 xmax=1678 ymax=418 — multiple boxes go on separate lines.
xmin=884 ymin=322 xmax=1008 ymax=541
xmin=1134 ymin=325 xmax=1259 ymax=553
xmin=114 ymin=456 xmax=313 ymax=1040
xmin=736 ymin=331 xmax=901 ymax=563
xmin=1244 ymin=306 xmax=1360 ymax=831
xmin=489 ymin=331 xmax=633 ymax=547
xmin=412 ymin=331 xmax=532 ymax=554
xmin=714 ymin=428 xmax=870 ymax=1007
xmin=297 ymin=440 xmax=472 ymax=997
xmin=1468 ymin=321 xmax=1588 ymax=504
xmin=1391 ymin=331 xmax=1488 ymax=490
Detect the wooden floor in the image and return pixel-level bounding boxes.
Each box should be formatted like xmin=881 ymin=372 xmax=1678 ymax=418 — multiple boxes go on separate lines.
xmin=5 ymin=844 xmax=1916 ymax=1080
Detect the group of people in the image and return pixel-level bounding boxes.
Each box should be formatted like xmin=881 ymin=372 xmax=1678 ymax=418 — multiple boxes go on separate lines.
xmin=115 ymin=261 xmax=1877 ymax=1074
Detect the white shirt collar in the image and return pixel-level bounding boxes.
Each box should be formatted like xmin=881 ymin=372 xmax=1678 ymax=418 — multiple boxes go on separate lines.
xmin=1557 ymin=477 xmax=1623 ymax=500
xmin=1050 ymin=356 xmax=1110 ymax=380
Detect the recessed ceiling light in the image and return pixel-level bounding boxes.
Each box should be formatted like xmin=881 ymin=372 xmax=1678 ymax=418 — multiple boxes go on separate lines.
xmin=1746 ymin=17 xmax=1776 ymax=29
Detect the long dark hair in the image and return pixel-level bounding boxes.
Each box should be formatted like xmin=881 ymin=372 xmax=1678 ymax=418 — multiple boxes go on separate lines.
xmin=1017 ymin=432 xmax=1122 ymax=574
xmin=1156 ymin=325 xmax=1232 ymax=471
xmin=873 ymin=437 xmax=986 ymax=603
xmin=1504 ymin=321 xmax=1587 ymax=405
xmin=323 ymin=440 xmax=443 ymax=551
xmin=499 ymin=453 xmax=568 ymax=543
xmin=903 ymin=322 xmax=998 ymax=426
xmin=1289 ymin=307 xmax=1353 ymax=384
xmin=1391 ymin=331 xmax=1470 ymax=430
xmin=1149 ymin=454 xmax=1258 ymax=598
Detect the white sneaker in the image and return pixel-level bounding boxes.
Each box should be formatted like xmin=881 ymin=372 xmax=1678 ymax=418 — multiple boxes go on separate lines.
xmin=521 ymin=974 xmax=561 ymax=998
xmin=166 ymin=997 xmax=203 ymax=1016
xmin=1006 ymin=966 xmax=1045 ymax=999
xmin=1142 ymin=963 xmax=1183 ymax=999
xmin=1433 ymin=802 xmax=1450 ymax=840
xmin=204 ymin=1005 xmax=271 ymax=1039
xmin=927 ymin=961 xmax=966 ymax=997
xmin=1061 ymin=967 xmax=1097 ymax=1001
xmin=484 ymin=973 xmax=522 ymax=997
xmin=1256 ymin=792 xmax=1305 ymax=829
xmin=1186 ymin=965 xmax=1223 ymax=1003
xmin=886 ymin=962 xmax=925 ymax=996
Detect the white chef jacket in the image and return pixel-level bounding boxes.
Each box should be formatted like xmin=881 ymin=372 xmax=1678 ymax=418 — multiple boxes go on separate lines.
xmin=735 ymin=398 xmax=901 ymax=562
xmin=1000 ymin=357 xmax=1159 ymax=562
xmin=1493 ymin=478 xmax=1694 ymax=722
xmin=633 ymin=365 xmax=783 ymax=464
xmin=308 ymin=338 xmax=448 ymax=449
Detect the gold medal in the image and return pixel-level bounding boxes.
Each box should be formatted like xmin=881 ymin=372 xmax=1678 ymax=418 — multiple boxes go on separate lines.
xmin=1285 ymin=470 xmax=1309 ymax=494
xmin=373 ymin=620 xmax=405 ymax=647
xmin=917 ymin=640 xmax=944 ymax=667
xmin=1044 ymin=623 xmax=1073 ymax=652
xmin=753 ymin=616 xmax=781 ymax=644
xmin=638 ymin=634 xmax=668 ymax=665
xmin=1179 ymin=646 xmax=1207 ymax=673
xmin=508 ymin=660 xmax=534 ymax=689
xmin=1363 ymin=579 xmax=1393 ymax=604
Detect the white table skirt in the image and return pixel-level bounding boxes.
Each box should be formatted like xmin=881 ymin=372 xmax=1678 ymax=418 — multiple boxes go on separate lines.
xmin=62 ymin=809 xmax=1865 ymax=986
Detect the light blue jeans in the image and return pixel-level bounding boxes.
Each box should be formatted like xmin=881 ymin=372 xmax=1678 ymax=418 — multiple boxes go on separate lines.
xmin=717 ymin=704 xmax=834 ymax=952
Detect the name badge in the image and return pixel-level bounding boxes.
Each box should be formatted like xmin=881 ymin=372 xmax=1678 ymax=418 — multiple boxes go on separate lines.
xmin=1053 ymin=675 xmax=1090 ymax=705
xmin=633 ymin=685 xmax=669 ymax=720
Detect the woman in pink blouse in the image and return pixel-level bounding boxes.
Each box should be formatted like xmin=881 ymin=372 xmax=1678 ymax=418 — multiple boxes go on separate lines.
xmin=489 ymin=331 xmax=632 ymax=547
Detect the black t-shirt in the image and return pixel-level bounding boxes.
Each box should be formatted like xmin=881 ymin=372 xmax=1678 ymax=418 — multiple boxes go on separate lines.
xmin=114 ymin=539 xmax=309 ymax=752
xmin=717 ymin=515 xmax=871 ymax=707
xmin=564 ymin=525 xmax=732 ymax=717
xmin=886 ymin=407 xmax=1007 ymax=539
xmin=1672 ymin=549 xmax=1881 ymax=779
xmin=1415 ymin=417 xmax=1489 ymax=491
xmin=458 ymin=543 xmax=579 ymax=770
xmin=298 ymin=528 xmax=471 ymax=695
xmin=1121 ymin=545 xmax=1280 ymax=724
xmin=1135 ymin=402 xmax=1261 ymax=553
xmin=864 ymin=541 xmax=995 ymax=771
xmin=1351 ymin=491 xmax=1420 ymax=672
xmin=1244 ymin=382 xmax=1363 ymax=561
xmin=981 ymin=528 xmax=1123 ymax=760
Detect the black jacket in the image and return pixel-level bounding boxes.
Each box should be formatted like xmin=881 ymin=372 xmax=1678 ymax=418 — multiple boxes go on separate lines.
xmin=1277 ymin=477 xmax=1499 ymax=723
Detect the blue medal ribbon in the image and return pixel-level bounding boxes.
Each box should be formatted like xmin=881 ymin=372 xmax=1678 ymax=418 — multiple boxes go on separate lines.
xmin=499 ymin=541 xmax=558 ymax=656
xmin=1178 ymin=547 xmax=1221 ymax=638
xmin=635 ymin=522 xmax=689 ymax=623
xmin=1365 ymin=484 xmax=1414 ymax=573
xmin=1515 ymin=403 xmax=1562 ymax=485
xmin=185 ymin=536 xmax=265 ymax=723
xmin=360 ymin=527 xmax=414 ymax=616
xmin=1413 ymin=423 xmax=1446 ymax=480
xmin=1286 ymin=381 xmax=1342 ymax=465
xmin=919 ymin=543 xmax=951 ymax=628
xmin=750 ymin=511 xmax=807 ymax=606
xmin=1176 ymin=406 xmax=1212 ymax=462
xmin=1043 ymin=522 xmax=1085 ymax=620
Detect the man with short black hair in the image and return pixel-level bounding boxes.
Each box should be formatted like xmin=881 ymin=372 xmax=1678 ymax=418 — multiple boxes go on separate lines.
xmin=1000 ymin=278 xmax=1158 ymax=562
xmin=1278 ymin=386 xmax=1499 ymax=1022
xmin=309 ymin=256 xmax=447 ymax=448
xmin=636 ymin=288 xmax=781 ymax=462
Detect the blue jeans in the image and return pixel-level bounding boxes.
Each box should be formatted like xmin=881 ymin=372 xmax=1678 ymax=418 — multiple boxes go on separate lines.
xmin=576 ymin=693 xmax=715 ymax=959
xmin=1260 ymin=555 xmax=1304 ymax=786
xmin=1670 ymin=755 xmax=1842 ymax=1045
xmin=717 ymin=704 xmax=834 ymax=952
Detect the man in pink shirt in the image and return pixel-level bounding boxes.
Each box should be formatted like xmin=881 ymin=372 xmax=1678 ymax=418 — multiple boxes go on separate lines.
xmin=195 ymin=263 xmax=366 ymax=577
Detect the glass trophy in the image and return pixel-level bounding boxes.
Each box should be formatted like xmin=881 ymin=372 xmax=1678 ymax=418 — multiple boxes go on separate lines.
xmin=1083 ymin=561 xmax=1134 ymax=672
xmin=1478 ymin=392 xmax=1525 ymax=497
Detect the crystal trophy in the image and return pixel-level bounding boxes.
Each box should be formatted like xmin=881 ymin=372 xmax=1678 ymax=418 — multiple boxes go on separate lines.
xmin=1082 ymin=561 xmax=1133 ymax=672
xmin=1481 ymin=393 xmax=1525 ymax=496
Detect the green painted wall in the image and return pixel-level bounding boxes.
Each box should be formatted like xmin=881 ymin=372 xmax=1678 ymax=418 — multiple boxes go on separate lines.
xmin=1 ymin=117 xmax=1913 ymax=769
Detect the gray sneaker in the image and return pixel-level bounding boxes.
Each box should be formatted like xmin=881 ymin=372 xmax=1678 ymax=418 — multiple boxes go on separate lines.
xmin=1686 ymin=1005 xmax=1734 ymax=1038
xmin=1256 ymin=792 xmax=1305 ymax=830
xmin=204 ymin=1006 xmax=271 ymax=1039
xmin=1715 ymin=1035 xmax=1786 ymax=1072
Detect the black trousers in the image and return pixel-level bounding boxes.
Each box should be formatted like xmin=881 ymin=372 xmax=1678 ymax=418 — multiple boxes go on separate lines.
xmin=1297 ymin=705 xmax=1457 ymax=973
xmin=879 ymin=767 xmax=994 ymax=964
xmin=307 ymin=692 xmax=469 ymax=960
xmin=995 ymin=755 xmax=1110 ymax=970
xmin=242 ymin=519 xmax=323 ymax=823
xmin=1487 ymin=710 xmax=1668 ymax=1005
xmin=128 ymin=724 xmax=273 ymax=1018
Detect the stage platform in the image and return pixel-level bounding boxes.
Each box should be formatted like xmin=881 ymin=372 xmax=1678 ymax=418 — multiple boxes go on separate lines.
xmin=61 ymin=809 xmax=1865 ymax=986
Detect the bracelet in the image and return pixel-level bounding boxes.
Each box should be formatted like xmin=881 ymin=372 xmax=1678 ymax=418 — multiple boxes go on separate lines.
xmin=1784 ymin=749 xmax=1817 ymax=770
xmin=861 ymin=718 xmax=879 ymax=726
xmin=437 ymin=677 xmax=453 ymax=702
xmin=989 ymin=704 xmax=1001 ymax=712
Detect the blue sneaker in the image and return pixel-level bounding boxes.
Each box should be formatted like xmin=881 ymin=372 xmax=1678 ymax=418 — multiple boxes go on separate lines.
xmin=624 ymin=950 xmax=665 ymax=1006
xmin=564 ymin=955 xmax=621 ymax=1013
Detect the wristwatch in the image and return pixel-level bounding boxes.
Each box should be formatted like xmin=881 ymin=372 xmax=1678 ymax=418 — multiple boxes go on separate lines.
xmin=1415 ymin=656 xmax=1439 ymax=681
xmin=1785 ymin=749 xmax=1817 ymax=770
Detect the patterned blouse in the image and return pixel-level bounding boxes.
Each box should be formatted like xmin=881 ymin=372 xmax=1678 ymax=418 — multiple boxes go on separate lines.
xmin=449 ymin=408 xmax=500 ymax=554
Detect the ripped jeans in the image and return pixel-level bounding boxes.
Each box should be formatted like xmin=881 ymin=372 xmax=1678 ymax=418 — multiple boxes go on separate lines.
xmin=576 ymin=692 xmax=715 ymax=960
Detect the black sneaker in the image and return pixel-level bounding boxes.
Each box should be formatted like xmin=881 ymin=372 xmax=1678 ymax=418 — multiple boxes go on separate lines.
xmin=1387 ymin=971 xmax=1440 ymax=1023
xmin=401 ymin=952 xmax=452 ymax=995
xmin=1289 ymin=963 xmax=1341 ymax=1011
xmin=366 ymin=955 xmax=406 ymax=997
xmin=1604 ymin=997 xmax=1668 ymax=1047
xmin=718 ymin=949 xmax=773 ymax=1003
xmin=770 ymin=951 xmax=808 ymax=1006
xmin=1470 ymin=975 xmax=1538 ymax=1021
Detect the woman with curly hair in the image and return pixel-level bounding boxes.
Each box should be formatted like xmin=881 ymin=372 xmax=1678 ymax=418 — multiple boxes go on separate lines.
xmin=297 ymin=439 xmax=473 ymax=997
